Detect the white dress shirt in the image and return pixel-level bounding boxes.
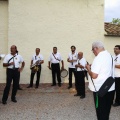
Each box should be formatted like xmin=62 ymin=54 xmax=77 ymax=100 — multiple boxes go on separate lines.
xmin=32 ymin=54 xmax=44 ymax=64
xmin=113 ymin=54 xmax=120 ymax=77
xmin=76 ymin=57 xmax=86 ymax=71
xmin=49 ymin=52 xmax=63 ymax=63
xmin=89 ymin=50 xmax=115 ymax=92
xmin=68 ymin=52 xmax=78 ymax=68
xmin=3 ymin=54 xmax=24 ymax=68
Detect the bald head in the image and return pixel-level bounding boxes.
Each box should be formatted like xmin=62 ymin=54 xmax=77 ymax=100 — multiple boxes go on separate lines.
xmin=78 ymin=52 xmax=83 ymax=59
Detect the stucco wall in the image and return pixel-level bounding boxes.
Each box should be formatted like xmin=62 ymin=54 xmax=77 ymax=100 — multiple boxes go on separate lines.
xmin=104 ymin=36 xmax=120 ymax=54
xmin=0 ymin=1 xmax=8 ymax=83
xmin=1 ymin=0 xmax=104 ymax=83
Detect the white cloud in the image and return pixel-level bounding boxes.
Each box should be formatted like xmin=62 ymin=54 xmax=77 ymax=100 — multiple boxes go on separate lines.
xmin=105 ymin=0 xmax=120 ymax=22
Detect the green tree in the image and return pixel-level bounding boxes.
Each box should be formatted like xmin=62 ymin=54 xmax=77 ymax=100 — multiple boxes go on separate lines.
xmin=111 ymin=18 xmax=120 ymax=25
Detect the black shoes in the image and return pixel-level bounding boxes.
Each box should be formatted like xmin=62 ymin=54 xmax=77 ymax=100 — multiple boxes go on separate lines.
xmin=58 ymin=84 xmax=61 ymax=87
xmin=35 ymin=86 xmax=38 ymax=89
xmin=51 ymin=84 xmax=56 ymax=86
xmin=74 ymin=94 xmax=81 ymax=96
xmin=27 ymin=85 xmax=33 ymax=88
xmin=112 ymin=103 xmax=120 ymax=107
xmin=11 ymin=99 xmax=17 ymax=103
xmin=68 ymin=86 xmax=72 ymax=89
xmin=2 ymin=101 xmax=7 ymax=105
xmin=80 ymin=95 xmax=85 ymax=99
xmin=18 ymin=87 xmax=23 ymax=90
xmin=2 ymin=99 xmax=17 ymax=104
xmin=51 ymin=84 xmax=61 ymax=87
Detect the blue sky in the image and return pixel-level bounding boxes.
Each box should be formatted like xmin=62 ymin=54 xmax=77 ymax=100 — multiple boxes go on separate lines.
xmin=105 ymin=0 xmax=120 ymax=22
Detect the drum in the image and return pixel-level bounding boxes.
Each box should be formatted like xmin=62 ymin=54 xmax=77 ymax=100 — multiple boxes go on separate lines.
xmin=60 ymin=69 xmax=68 ymax=78
xmin=30 ymin=64 xmax=39 ymax=73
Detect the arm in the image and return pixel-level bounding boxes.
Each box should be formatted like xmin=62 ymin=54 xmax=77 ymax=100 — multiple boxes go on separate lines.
xmin=3 ymin=63 xmax=14 ymax=67
xmin=40 ymin=60 xmax=44 ymax=64
xmin=115 ymin=65 xmax=120 ymax=69
xmin=85 ymin=64 xmax=98 ymax=79
xmin=48 ymin=61 xmax=51 ymax=69
xmin=18 ymin=61 xmax=25 ymax=72
xmin=67 ymin=58 xmax=77 ymax=63
xmin=75 ymin=64 xmax=84 ymax=69
xmin=61 ymin=60 xmax=64 ymax=70
xmin=31 ymin=60 xmax=33 ymax=66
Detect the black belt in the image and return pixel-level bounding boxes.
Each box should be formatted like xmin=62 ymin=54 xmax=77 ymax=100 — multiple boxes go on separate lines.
xmin=7 ymin=68 xmax=19 ymax=70
xmin=51 ymin=63 xmax=59 ymax=65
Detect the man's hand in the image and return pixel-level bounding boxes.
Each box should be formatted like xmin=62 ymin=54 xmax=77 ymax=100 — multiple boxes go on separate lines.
xmin=36 ymin=61 xmax=39 ymax=65
xmin=47 ymin=66 xmax=51 ymax=70
xmin=18 ymin=67 xmax=23 ymax=72
xmin=85 ymin=64 xmax=91 ymax=71
xmin=68 ymin=59 xmax=77 ymax=63
xmin=75 ymin=64 xmax=79 ymax=68
xmin=61 ymin=66 xmax=64 ymax=70
xmin=9 ymin=62 xmax=14 ymax=65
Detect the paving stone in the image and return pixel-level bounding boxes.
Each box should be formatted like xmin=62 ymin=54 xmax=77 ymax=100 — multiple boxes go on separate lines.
xmin=0 ymin=83 xmax=120 ymax=120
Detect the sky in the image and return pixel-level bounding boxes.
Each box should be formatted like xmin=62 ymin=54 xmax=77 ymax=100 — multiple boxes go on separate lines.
xmin=105 ymin=0 xmax=120 ymax=22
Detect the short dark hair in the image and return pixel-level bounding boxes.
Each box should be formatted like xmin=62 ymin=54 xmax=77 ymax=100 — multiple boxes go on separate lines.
xmin=115 ymin=45 xmax=120 ymax=50
xmin=15 ymin=46 xmax=18 ymax=55
xmin=71 ymin=45 xmax=76 ymax=49
xmin=53 ymin=47 xmax=57 ymax=49
xmin=36 ymin=48 xmax=40 ymax=51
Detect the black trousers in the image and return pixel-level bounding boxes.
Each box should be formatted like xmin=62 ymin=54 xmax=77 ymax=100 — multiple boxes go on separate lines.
xmin=75 ymin=71 xmax=85 ymax=96
xmin=18 ymin=73 xmax=21 ymax=88
xmin=30 ymin=65 xmax=41 ymax=87
xmin=93 ymin=91 xmax=115 ymax=120
xmin=115 ymin=77 xmax=120 ymax=104
xmin=51 ymin=63 xmax=61 ymax=85
xmin=68 ymin=68 xmax=75 ymax=87
xmin=2 ymin=68 xmax=20 ymax=101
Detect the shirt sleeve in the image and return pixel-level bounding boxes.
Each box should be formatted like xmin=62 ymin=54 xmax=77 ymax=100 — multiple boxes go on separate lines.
xmin=40 ymin=55 xmax=44 ymax=60
xmin=117 ymin=56 xmax=120 ymax=64
xmin=48 ymin=54 xmax=51 ymax=61
xmin=91 ymin=57 xmax=101 ymax=74
xmin=68 ymin=53 xmax=70 ymax=59
xmin=59 ymin=53 xmax=63 ymax=61
xmin=80 ymin=58 xmax=86 ymax=68
xmin=31 ymin=55 xmax=34 ymax=60
xmin=19 ymin=55 xmax=24 ymax=62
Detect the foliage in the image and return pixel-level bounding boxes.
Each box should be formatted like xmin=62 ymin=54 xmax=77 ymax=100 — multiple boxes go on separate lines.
xmin=111 ymin=18 xmax=120 ymax=25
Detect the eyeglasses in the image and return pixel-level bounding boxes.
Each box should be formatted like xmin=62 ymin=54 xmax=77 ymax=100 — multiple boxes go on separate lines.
xmin=91 ymin=47 xmax=96 ymax=51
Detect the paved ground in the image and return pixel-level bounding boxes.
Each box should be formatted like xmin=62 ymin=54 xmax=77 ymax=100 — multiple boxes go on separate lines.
xmin=0 ymin=83 xmax=120 ymax=120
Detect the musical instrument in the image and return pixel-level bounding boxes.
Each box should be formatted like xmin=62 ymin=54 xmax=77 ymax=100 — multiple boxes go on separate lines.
xmin=0 ymin=54 xmax=5 ymax=58
xmin=30 ymin=60 xmax=41 ymax=73
xmin=60 ymin=69 xmax=68 ymax=78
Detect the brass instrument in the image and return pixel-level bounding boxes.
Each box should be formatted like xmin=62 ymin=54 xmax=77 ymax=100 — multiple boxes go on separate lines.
xmin=30 ymin=60 xmax=40 ymax=73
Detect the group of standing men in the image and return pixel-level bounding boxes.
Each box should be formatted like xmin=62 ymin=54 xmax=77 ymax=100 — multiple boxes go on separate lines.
xmin=1 ymin=41 xmax=120 ymax=120
xmin=1 ymin=45 xmax=87 ymax=104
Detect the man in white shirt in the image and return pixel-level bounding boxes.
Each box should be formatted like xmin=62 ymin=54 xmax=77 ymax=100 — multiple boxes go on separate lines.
xmin=74 ymin=52 xmax=86 ymax=99
xmin=67 ymin=46 xmax=77 ymax=89
xmin=86 ymin=41 xmax=115 ymax=120
xmin=27 ymin=48 xmax=44 ymax=88
xmin=113 ymin=45 xmax=120 ymax=107
xmin=2 ymin=45 xmax=25 ymax=104
xmin=48 ymin=47 xmax=64 ymax=87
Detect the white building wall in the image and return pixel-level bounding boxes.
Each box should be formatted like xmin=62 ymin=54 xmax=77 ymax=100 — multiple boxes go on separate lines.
xmin=0 ymin=1 xmax=8 ymax=83
xmin=104 ymin=36 xmax=120 ymax=55
xmin=1 ymin=0 xmax=104 ymax=83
